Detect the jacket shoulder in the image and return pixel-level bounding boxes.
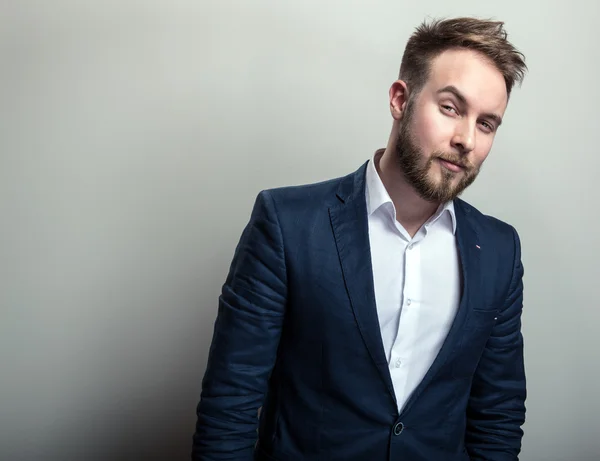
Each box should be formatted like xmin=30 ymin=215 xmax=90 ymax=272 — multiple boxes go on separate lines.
xmin=456 ymin=198 xmax=519 ymax=242
xmin=260 ymin=171 xmax=352 ymax=210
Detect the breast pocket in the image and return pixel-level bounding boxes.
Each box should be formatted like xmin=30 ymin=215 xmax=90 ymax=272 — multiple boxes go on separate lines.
xmin=451 ymin=308 xmax=498 ymax=379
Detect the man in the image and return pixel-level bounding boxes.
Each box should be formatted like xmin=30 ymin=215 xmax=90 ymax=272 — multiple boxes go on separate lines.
xmin=193 ymin=17 xmax=528 ymax=461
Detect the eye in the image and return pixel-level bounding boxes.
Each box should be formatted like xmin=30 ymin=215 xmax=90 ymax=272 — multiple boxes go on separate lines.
xmin=479 ymin=120 xmax=495 ymax=132
xmin=441 ymin=104 xmax=458 ymax=115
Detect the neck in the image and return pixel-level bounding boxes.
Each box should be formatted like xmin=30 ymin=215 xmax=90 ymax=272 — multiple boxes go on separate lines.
xmin=377 ymin=147 xmax=441 ymax=238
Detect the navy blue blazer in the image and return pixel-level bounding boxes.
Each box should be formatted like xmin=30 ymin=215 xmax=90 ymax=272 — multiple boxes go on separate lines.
xmin=193 ymin=162 xmax=526 ymax=461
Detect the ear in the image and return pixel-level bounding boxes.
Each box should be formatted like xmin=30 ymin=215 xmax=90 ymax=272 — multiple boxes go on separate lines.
xmin=389 ymin=80 xmax=410 ymax=121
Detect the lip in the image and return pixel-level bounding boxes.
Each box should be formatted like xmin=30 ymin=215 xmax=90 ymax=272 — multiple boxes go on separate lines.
xmin=438 ymin=158 xmax=464 ymax=173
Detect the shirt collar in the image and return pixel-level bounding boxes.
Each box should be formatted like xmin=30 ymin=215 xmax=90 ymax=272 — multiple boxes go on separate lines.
xmin=365 ymin=150 xmax=457 ymax=235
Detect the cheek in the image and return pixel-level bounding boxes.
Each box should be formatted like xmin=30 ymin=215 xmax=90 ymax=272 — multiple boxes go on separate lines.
xmin=414 ymin=110 xmax=455 ymax=151
xmin=413 ymin=117 xmax=451 ymax=152
xmin=474 ymin=133 xmax=496 ymax=163
xmin=472 ymin=149 xmax=490 ymax=168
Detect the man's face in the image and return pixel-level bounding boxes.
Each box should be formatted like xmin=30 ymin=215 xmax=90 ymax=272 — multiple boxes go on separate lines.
xmin=394 ymin=48 xmax=508 ymax=202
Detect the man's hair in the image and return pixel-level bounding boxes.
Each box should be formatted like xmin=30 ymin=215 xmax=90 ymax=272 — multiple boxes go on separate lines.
xmin=399 ymin=17 xmax=527 ymax=98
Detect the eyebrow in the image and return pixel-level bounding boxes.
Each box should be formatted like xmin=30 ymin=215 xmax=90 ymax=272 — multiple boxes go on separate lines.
xmin=436 ymin=85 xmax=503 ymax=128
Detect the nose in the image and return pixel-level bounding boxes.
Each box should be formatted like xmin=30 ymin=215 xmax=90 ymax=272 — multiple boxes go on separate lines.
xmin=451 ymin=120 xmax=476 ymax=154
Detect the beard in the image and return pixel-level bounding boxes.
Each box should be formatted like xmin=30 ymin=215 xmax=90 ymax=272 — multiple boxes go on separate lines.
xmin=394 ymin=108 xmax=480 ymax=203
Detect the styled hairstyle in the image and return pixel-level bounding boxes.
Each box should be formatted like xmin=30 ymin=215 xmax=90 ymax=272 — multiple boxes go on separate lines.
xmin=399 ymin=17 xmax=527 ymax=98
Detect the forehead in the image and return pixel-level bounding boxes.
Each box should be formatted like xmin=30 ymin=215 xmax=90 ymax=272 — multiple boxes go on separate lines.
xmin=424 ymin=48 xmax=508 ymax=115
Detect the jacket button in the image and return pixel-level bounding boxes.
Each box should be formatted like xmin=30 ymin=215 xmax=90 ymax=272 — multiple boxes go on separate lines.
xmin=393 ymin=422 xmax=404 ymax=436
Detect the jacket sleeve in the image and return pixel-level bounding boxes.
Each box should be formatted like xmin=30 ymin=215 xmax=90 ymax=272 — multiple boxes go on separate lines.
xmin=192 ymin=190 xmax=287 ymax=460
xmin=465 ymin=226 xmax=526 ymax=461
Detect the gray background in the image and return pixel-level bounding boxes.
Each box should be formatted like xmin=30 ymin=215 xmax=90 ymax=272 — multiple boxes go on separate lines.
xmin=1 ymin=1 xmax=599 ymax=460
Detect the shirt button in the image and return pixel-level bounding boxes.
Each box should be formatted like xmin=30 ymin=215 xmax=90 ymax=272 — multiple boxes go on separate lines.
xmin=408 ymin=243 xmax=414 ymax=250
xmin=393 ymin=422 xmax=404 ymax=436
xmin=395 ymin=359 xmax=401 ymax=368
xmin=406 ymin=299 xmax=412 ymax=306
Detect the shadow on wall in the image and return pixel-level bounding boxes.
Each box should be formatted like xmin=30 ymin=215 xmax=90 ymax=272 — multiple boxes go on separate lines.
xmin=100 ymin=333 xmax=213 ymax=461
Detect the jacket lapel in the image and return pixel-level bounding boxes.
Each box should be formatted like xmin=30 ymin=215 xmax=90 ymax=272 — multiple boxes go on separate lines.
xmin=328 ymin=162 xmax=396 ymax=402
xmin=399 ymin=199 xmax=483 ymax=416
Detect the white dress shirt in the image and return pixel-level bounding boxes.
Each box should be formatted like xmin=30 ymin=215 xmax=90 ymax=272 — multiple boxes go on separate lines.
xmin=365 ymin=152 xmax=461 ymax=412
